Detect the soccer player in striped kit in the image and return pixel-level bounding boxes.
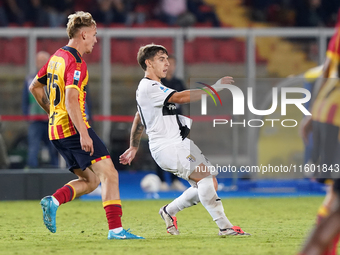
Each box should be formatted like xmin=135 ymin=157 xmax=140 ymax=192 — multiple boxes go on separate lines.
xmin=300 ymin=10 xmax=340 ymax=255
xmin=29 ymin=11 xmax=143 ymax=240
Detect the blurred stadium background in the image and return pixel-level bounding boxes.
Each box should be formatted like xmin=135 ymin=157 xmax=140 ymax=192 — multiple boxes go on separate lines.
xmin=0 ymin=0 xmax=339 ymax=200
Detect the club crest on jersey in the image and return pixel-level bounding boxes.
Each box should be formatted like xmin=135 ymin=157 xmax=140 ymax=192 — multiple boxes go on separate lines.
xmin=159 ymin=86 xmax=169 ymax=93
xmin=74 ymin=70 xmax=81 ymax=81
xmin=186 ymin=154 xmax=196 ymax=162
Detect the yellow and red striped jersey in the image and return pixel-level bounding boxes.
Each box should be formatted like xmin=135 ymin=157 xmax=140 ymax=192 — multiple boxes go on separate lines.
xmin=325 ymin=28 xmax=340 ymax=78
xmin=312 ymin=28 xmax=340 ymax=126
xmin=36 ymin=46 xmax=90 ymax=140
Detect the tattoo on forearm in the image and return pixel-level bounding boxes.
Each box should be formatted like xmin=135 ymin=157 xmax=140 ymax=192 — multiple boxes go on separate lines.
xmin=131 ymin=123 xmax=144 ymax=147
xmin=32 ymin=80 xmax=39 ymax=87
xmin=42 ymin=94 xmax=50 ymax=107
xmin=137 ymin=122 xmax=144 ymax=132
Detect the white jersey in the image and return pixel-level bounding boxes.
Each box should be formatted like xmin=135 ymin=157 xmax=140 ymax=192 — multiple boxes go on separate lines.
xmin=136 ymin=77 xmax=189 ymax=153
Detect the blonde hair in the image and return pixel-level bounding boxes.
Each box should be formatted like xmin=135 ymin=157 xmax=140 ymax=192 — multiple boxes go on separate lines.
xmin=66 ymin=11 xmax=96 ymax=39
xmin=137 ymin=44 xmax=168 ymax=71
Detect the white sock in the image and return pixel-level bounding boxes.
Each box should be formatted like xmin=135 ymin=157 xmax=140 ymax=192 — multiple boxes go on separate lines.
xmin=197 ymin=177 xmax=233 ymax=229
xmin=166 ymin=187 xmax=200 ymax=216
xmin=110 ymin=227 xmax=123 ymax=233
xmin=51 ymin=196 xmax=60 ymax=206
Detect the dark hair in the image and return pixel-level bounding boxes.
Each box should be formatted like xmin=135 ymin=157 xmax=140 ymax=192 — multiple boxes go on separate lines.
xmin=137 ymin=44 xmax=168 ymax=71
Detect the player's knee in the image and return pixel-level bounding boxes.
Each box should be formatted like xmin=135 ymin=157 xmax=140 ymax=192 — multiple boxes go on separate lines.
xmin=92 ymin=159 xmax=119 ymax=181
xmin=100 ymin=165 xmax=119 ymax=183
xmin=82 ymin=175 xmax=100 ymax=193
xmin=89 ymin=176 xmax=100 ymax=192
xmin=108 ymin=169 xmax=119 ymax=184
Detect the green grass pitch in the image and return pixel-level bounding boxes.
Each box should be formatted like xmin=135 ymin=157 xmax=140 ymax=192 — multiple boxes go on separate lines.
xmin=0 ymin=197 xmax=323 ymax=255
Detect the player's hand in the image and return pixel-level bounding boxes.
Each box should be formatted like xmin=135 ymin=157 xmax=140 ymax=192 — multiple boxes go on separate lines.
xmin=119 ymin=147 xmax=138 ymax=165
xmin=299 ymin=116 xmax=313 ymax=144
xmin=80 ymin=133 xmax=94 ymax=156
xmin=212 ymin=76 xmax=234 ymax=92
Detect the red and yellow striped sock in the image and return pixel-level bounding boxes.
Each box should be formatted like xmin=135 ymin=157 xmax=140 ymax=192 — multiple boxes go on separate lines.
xmin=317 ymin=205 xmax=329 ymax=224
xmin=103 ymin=200 xmax=122 ymax=230
xmin=52 ymin=184 xmax=76 ymax=205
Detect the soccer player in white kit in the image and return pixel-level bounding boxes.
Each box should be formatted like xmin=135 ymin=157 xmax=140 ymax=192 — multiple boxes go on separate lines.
xmin=120 ymin=44 xmax=250 ymax=236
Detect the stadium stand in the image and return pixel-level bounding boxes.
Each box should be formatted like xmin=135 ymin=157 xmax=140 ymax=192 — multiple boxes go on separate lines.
xmin=0 ymin=0 xmax=331 ymax=77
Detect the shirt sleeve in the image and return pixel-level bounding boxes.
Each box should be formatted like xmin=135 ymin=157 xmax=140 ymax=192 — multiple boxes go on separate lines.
xmin=147 ymin=81 xmax=176 ymax=107
xmin=326 ymin=29 xmax=340 ymax=59
xmin=36 ymin=60 xmax=49 ymax=85
xmin=65 ymin=61 xmax=87 ymax=91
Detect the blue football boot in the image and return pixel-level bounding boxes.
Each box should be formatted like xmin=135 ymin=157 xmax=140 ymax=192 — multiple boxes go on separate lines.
xmin=40 ymin=196 xmax=58 ymax=233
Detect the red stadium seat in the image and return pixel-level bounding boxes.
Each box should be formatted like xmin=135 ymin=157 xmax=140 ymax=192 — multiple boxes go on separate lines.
xmin=195 ymin=38 xmax=218 ymax=63
xmin=23 ymin=22 xmax=34 ymax=27
xmin=144 ymin=20 xmax=168 ymax=28
xmin=154 ymin=38 xmax=173 ymax=53
xmin=96 ymin=23 xmax=105 ymax=28
xmin=111 ymin=39 xmax=134 ymax=65
xmin=37 ymin=39 xmax=46 ymax=52
xmin=109 ymin=23 xmax=126 ymax=28
xmin=3 ymin=38 xmax=26 ymax=65
xmin=216 ymin=39 xmax=242 ymax=63
xmin=132 ymin=37 xmax=156 ymax=52
xmin=194 ymin=21 xmax=213 ymax=28
xmin=0 ymin=39 xmax=6 ymax=63
xmin=46 ymin=39 xmax=68 ymax=55
xmin=184 ymin=40 xmax=196 ymax=63
xmin=131 ymin=23 xmax=147 ymax=28
xmin=237 ymin=40 xmax=246 ymax=62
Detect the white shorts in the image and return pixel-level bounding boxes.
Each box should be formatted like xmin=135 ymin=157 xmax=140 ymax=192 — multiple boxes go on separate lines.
xmin=151 ymin=138 xmax=217 ymax=185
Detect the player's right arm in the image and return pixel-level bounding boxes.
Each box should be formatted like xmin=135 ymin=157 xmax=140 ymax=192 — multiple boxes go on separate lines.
xmin=29 ymin=77 xmax=50 ymax=114
xmin=119 ymin=111 xmax=144 ymax=165
xmin=168 ymin=76 xmax=234 ymax=104
xmin=65 ymin=87 xmax=94 ymax=156
xmin=64 ymin=59 xmax=94 ymax=155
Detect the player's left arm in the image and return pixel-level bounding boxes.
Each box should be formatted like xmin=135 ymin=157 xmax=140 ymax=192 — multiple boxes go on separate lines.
xmin=29 ymin=77 xmax=50 ymax=114
xmin=119 ymin=111 xmax=144 ymax=165
xmin=168 ymin=76 xmax=234 ymax=104
xmin=129 ymin=111 xmax=144 ymax=148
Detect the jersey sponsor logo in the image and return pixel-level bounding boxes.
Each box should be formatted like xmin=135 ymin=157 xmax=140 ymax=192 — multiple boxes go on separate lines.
xmin=167 ymin=104 xmax=176 ymax=110
xmin=159 ymin=86 xmax=169 ymax=93
xmin=162 ymin=103 xmax=177 ymax=116
xmin=186 ymin=154 xmax=196 ymax=162
xmin=74 ymin=70 xmax=81 ymax=81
